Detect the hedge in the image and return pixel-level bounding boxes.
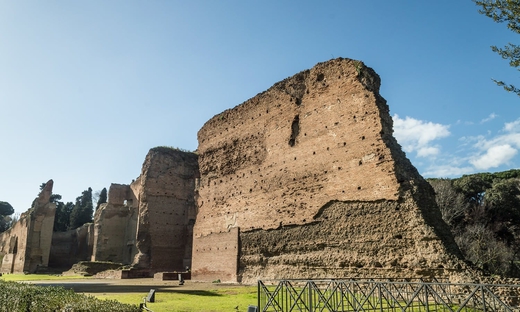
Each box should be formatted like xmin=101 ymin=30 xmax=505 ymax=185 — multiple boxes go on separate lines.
xmin=0 ymin=280 xmax=140 ymax=312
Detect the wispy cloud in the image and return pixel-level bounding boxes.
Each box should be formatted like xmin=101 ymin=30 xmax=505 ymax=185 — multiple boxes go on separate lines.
xmin=423 ymin=164 xmax=474 ymax=177
xmin=505 ymin=119 xmax=520 ymax=132
xmin=393 ymin=114 xmax=450 ymax=158
xmin=399 ymin=117 xmax=520 ymax=178
xmin=480 ymin=113 xmax=498 ymax=124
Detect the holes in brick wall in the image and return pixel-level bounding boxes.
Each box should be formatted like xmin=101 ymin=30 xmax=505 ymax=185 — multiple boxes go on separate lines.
xmin=361 ymin=136 xmax=365 ymax=140
xmin=313 ymin=151 xmax=316 ymax=155
xmin=288 ymin=115 xmax=300 ymax=147
xmin=357 ymin=186 xmax=362 ymax=190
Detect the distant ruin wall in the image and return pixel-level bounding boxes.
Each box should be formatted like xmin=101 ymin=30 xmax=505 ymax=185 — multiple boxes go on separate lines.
xmin=91 ymin=184 xmax=137 ymax=264
xmin=132 ymin=147 xmax=199 ymax=273
xmin=193 ymin=58 xmax=464 ymax=282
xmin=0 ymin=180 xmax=56 ymax=273
xmin=49 ymin=223 xmax=93 ymax=269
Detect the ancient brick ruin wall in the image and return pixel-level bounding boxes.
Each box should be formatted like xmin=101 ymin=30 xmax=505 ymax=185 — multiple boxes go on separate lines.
xmin=132 ymin=147 xmax=199 ymax=273
xmin=0 ymin=180 xmax=56 ymax=273
xmin=0 ymin=217 xmax=29 ymax=273
xmin=49 ymin=223 xmax=93 ymax=269
xmin=91 ymin=184 xmax=138 ymax=264
xmin=194 ymin=58 xmax=463 ymax=282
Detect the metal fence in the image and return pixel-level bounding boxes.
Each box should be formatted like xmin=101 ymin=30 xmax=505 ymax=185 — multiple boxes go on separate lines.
xmin=257 ymin=279 xmax=520 ymax=311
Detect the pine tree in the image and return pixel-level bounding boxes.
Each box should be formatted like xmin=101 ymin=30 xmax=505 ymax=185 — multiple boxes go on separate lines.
xmin=96 ymin=187 xmax=107 ymax=211
xmin=69 ymin=187 xmax=93 ymax=229
xmin=474 ymin=0 xmax=520 ymax=96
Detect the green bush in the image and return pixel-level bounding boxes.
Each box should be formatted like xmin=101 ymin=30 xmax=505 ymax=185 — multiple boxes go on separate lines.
xmin=0 ymin=280 xmax=140 ymax=312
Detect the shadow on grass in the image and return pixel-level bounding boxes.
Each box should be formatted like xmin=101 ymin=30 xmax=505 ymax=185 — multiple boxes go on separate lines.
xmin=29 ymin=282 xmax=222 ymax=296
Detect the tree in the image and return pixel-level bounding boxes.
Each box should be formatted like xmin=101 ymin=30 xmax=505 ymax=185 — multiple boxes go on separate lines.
xmin=54 ymin=202 xmax=74 ymax=232
xmin=0 ymin=201 xmax=14 ymax=216
xmin=474 ymin=0 xmax=520 ymax=96
xmin=484 ymin=179 xmax=520 ymax=223
xmin=0 ymin=201 xmax=15 ymax=233
xmin=453 ymin=174 xmax=491 ymax=206
xmin=69 ymin=187 xmax=93 ymax=229
xmin=95 ymin=187 xmax=107 ymax=211
xmin=428 ymin=178 xmax=468 ymax=226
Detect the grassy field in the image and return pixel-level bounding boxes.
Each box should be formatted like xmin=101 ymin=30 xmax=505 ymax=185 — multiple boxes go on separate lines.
xmin=1 ymin=274 xmax=258 ymax=312
xmin=95 ymin=286 xmax=258 ymax=312
xmin=1 ymin=273 xmax=87 ymax=281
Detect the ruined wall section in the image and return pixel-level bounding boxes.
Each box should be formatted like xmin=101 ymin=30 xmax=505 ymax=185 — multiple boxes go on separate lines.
xmin=132 ymin=147 xmax=199 ymax=273
xmin=0 ymin=217 xmax=29 ymax=273
xmin=49 ymin=223 xmax=93 ymax=269
xmin=196 ymin=58 xmax=399 ymax=237
xmin=191 ymin=227 xmax=238 ymax=282
xmin=91 ymin=184 xmax=137 ymax=264
xmin=194 ymin=58 xmax=463 ymax=282
xmin=0 ymin=180 xmax=56 ymax=273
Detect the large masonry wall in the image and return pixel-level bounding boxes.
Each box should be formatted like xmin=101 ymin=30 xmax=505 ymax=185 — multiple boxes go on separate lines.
xmin=49 ymin=223 xmax=93 ymax=269
xmin=193 ymin=58 xmax=464 ymax=282
xmin=132 ymin=147 xmax=199 ymax=273
xmin=91 ymin=184 xmax=137 ymax=264
xmin=0 ymin=180 xmax=56 ymax=273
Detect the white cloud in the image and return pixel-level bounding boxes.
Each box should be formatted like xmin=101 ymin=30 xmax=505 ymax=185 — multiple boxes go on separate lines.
xmin=417 ymin=146 xmax=440 ymax=158
xmin=504 ymin=118 xmax=520 ymax=132
xmin=393 ymin=114 xmax=450 ymax=158
xmin=469 ymin=144 xmax=518 ymax=170
xmin=423 ymin=165 xmax=474 ymax=178
xmin=480 ymin=113 xmax=498 ymax=124
xmin=456 ymin=118 xmax=520 ymax=171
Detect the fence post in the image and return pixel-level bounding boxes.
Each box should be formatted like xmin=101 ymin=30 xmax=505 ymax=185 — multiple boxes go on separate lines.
xmin=379 ymin=282 xmax=383 ymax=312
xmin=482 ymin=285 xmax=486 ymax=312
xmin=309 ymin=281 xmax=313 ymax=312
xmin=257 ymin=280 xmax=261 ymax=311
xmin=424 ymin=282 xmax=429 ymax=311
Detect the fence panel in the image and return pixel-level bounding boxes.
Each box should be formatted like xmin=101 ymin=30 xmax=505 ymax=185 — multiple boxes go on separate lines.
xmin=258 ymin=279 xmax=520 ymax=312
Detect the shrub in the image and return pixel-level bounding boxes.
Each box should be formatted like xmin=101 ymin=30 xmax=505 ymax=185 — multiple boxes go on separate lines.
xmin=0 ymin=280 xmax=140 ymax=312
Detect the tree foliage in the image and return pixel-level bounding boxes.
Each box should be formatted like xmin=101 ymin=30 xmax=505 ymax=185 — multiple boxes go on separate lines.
xmin=96 ymin=187 xmax=107 ymax=211
xmin=69 ymin=187 xmax=93 ymax=230
xmin=0 ymin=201 xmax=14 ymax=216
xmin=0 ymin=201 xmax=15 ymax=233
xmin=54 ymin=202 xmax=74 ymax=232
xmin=474 ymin=0 xmax=520 ymax=96
xmin=428 ymin=169 xmax=520 ymax=276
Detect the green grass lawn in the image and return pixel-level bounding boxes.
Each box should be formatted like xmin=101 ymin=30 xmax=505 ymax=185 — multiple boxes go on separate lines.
xmin=0 ymin=273 xmax=87 ymax=281
xmin=94 ymin=286 xmax=258 ymax=312
xmin=1 ymin=274 xmax=258 ymax=312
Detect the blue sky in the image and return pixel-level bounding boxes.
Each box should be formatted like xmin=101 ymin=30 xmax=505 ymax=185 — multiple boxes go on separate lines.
xmin=1 ymin=1 xmax=518 ymax=214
